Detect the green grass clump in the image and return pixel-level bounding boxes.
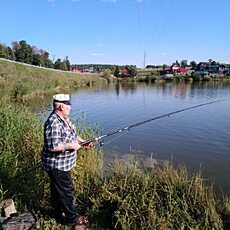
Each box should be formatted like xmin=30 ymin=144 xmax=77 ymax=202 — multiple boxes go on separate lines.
xmin=87 ymin=160 xmax=223 ymax=229
xmin=0 ymin=100 xmax=48 ymax=209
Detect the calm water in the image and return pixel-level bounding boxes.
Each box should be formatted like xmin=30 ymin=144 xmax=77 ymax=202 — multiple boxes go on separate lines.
xmin=41 ymin=81 xmax=230 ymax=194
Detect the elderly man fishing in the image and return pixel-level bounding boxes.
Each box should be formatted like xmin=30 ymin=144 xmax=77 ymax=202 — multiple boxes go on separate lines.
xmin=41 ymin=94 xmax=92 ymax=227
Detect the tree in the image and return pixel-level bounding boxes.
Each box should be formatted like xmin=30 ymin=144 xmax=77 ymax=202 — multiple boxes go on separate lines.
xmin=54 ymin=58 xmax=67 ymax=71
xmin=0 ymin=44 xmax=9 ymax=59
xmin=162 ymin=64 xmax=168 ymax=70
xmin=114 ymin=66 xmax=120 ymax=77
xmin=211 ymin=60 xmax=217 ymax=65
xmin=54 ymin=58 xmax=62 ymax=70
xmin=190 ymin=61 xmax=197 ymax=69
xmin=127 ymin=66 xmax=137 ymax=77
xmin=64 ymin=56 xmax=71 ymax=71
xmin=16 ymin=40 xmax=33 ymax=64
xmin=180 ymin=60 xmax=188 ymax=68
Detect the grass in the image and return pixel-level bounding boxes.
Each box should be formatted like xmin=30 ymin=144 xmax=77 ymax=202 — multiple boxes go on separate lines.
xmin=1 ymin=60 xmax=230 ymax=229
xmin=0 ymin=59 xmax=106 ymax=102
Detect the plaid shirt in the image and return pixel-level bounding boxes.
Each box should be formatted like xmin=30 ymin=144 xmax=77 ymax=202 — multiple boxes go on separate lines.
xmin=41 ymin=111 xmax=77 ymax=171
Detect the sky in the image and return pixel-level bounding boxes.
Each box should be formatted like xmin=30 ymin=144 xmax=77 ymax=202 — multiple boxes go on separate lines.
xmin=0 ymin=0 xmax=229 ymax=68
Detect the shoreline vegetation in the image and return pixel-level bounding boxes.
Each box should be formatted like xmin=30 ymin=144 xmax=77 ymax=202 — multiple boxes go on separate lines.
xmin=1 ymin=60 xmax=230 ymax=229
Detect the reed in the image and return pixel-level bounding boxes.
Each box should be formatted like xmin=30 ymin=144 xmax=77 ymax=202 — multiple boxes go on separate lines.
xmin=0 ymin=99 xmax=48 ymax=209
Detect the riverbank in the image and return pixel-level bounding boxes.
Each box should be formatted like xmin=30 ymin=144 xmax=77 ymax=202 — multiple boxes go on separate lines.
xmin=0 ymin=60 xmax=230 ymax=229
xmin=0 ymin=59 xmax=108 ymax=102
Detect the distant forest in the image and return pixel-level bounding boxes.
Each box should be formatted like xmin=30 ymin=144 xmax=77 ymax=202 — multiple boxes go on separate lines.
xmin=0 ymin=40 xmax=136 ymax=73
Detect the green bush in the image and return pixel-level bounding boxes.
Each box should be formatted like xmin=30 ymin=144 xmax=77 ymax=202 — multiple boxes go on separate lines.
xmin=191 ymin=73 xmax=200 ymax=81
xmin=203 ymin=74 xmax=211 ymax=81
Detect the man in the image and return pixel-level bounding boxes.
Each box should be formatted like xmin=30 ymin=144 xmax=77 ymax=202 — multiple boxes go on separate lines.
xmin=41 ymin=94 xmax=91 ymax=226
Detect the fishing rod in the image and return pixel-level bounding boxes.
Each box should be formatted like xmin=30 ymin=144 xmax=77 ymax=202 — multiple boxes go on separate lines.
xmin=81 ymin=99 xmax=225 ymax=146
xmin=10 ymin=99 xmax=224 ymax=179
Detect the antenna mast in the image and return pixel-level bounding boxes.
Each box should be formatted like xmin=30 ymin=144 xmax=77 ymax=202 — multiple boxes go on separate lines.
xmin=143 ymin=50 xmax=146 ymax=68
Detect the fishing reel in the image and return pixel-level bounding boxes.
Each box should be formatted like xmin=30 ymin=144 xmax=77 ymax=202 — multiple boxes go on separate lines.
xmin=99 ymin=139 xmax=104 ymax=146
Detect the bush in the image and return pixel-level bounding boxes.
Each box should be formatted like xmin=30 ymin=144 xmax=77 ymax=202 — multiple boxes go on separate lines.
xmin=191 ymin=73 xmax=201 ymax=81
xmin=203 ymin=74 xmax=211 ymax=81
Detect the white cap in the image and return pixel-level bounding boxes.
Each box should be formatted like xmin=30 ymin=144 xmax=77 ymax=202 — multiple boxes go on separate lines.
xmin=53 ymin=94 xmax=71 ymax=105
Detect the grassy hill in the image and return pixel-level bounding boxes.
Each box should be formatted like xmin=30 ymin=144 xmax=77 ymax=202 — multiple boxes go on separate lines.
xmin=0 ymin=59 xmax=106 ymax=102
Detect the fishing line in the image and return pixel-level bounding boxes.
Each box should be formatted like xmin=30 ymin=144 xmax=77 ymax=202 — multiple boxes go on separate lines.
xmin=101 ymin=131 xmax=128 ymax=146
xmin=81 ymin=99 xmax=226 ymax=146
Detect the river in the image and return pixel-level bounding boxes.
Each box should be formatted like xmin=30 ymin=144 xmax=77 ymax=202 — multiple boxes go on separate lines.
xmin=40 ymin=80 xmax=230 ymax=194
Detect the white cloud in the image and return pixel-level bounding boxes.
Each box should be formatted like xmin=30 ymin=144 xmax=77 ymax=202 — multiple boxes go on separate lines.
xmin=91 ymin=52 xmax=106 ymax=57
xmin=101 ymin=0 xmax=117 ymax=3
xmin=160 ymin=52 xmax=166 ymax=56
xmin=48 ymin=0 xmax=55 ymax=3
xmin=137 ymin=0 xmax=144 ymax=3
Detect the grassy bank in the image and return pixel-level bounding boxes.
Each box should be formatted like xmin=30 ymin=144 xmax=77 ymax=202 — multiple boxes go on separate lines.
xmin=0 ymin=59 xmax=106 ymax=102
xmin=1 ymin=60 xmax=230 ymax=229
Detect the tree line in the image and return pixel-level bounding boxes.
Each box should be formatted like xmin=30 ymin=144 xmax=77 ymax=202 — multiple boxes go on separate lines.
xmin=0 ymin=40 xmax=137 ymax=75
xmin=0 ymin=40 xmax=71 ymax=70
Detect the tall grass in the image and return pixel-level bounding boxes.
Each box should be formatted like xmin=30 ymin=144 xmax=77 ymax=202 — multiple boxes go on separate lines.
xmin=86 ymin=160 xmax=223 ymax=229
xmin=0 ymin=99 xmax=48 ymax=209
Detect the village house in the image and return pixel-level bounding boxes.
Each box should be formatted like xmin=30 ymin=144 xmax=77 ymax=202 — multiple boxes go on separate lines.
xmin=119 ymin=66 xmax=129 ymax=77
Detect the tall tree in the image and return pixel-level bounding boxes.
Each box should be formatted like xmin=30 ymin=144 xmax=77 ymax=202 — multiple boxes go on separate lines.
xmin=54 ymin=58 xmax=62 ymax=70
xmin=180 ymin=60 xmax=188 ymax=68
xmin=14 ymin=40 xmax=33 ymax=64
xmin=0 ymin=44 xmax=9 ymax=59
xmin=127 ymin=66 xmax=137 ymax=77
xmin=64 ymin=56 xmax=71 ymax=71
xmin=114 ymin=66 xmax=120 ymax=77
xmin=190 ymin=61 xmax=197 ymax=69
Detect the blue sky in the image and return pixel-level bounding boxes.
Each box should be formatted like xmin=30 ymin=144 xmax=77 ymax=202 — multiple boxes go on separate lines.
xmin=0 ymin=0 xmax=229 ymax=67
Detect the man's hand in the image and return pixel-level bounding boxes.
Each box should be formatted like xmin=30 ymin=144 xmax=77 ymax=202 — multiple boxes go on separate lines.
xmin=80 ymin=141 xmax=94 ymax=150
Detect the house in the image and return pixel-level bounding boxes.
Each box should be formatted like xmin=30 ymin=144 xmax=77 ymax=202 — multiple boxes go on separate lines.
xmin=221 ymin=64 xmax=230 ymax=75
xmin=208 ymin=65 xmax=220 ymax=74
xmin=170 ymin=63 xmax=180 ymax=73
xmin=120 ymin=67 xmax=129 ymax=77
xmin=196 ymin=62 xmax=209 ymax=71
xmin=177 ymin=67 xmax=186 ymax=73
xmin=196 ymin=62 xmax=230 ymax=75
xmin=71 ymin=65 xmax=81 ymax=73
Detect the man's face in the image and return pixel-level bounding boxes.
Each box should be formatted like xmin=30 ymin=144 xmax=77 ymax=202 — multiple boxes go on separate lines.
xmin=62 ymin=103 xmax=71 ymax=118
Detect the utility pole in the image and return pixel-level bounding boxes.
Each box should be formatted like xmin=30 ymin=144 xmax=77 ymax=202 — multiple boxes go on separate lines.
xmin=143 ymin=50 xmax=146 ymax=69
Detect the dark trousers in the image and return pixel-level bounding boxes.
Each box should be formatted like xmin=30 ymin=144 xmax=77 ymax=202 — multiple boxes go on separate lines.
xmin=47 ymin=169 xmax=78 ymax=222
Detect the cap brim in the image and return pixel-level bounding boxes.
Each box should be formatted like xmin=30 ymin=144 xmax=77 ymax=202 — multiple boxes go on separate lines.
xmin=62 ymin=101 xmax=71 ymax=105
xmin=53 ymin=100 xmax=71 ymax=105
